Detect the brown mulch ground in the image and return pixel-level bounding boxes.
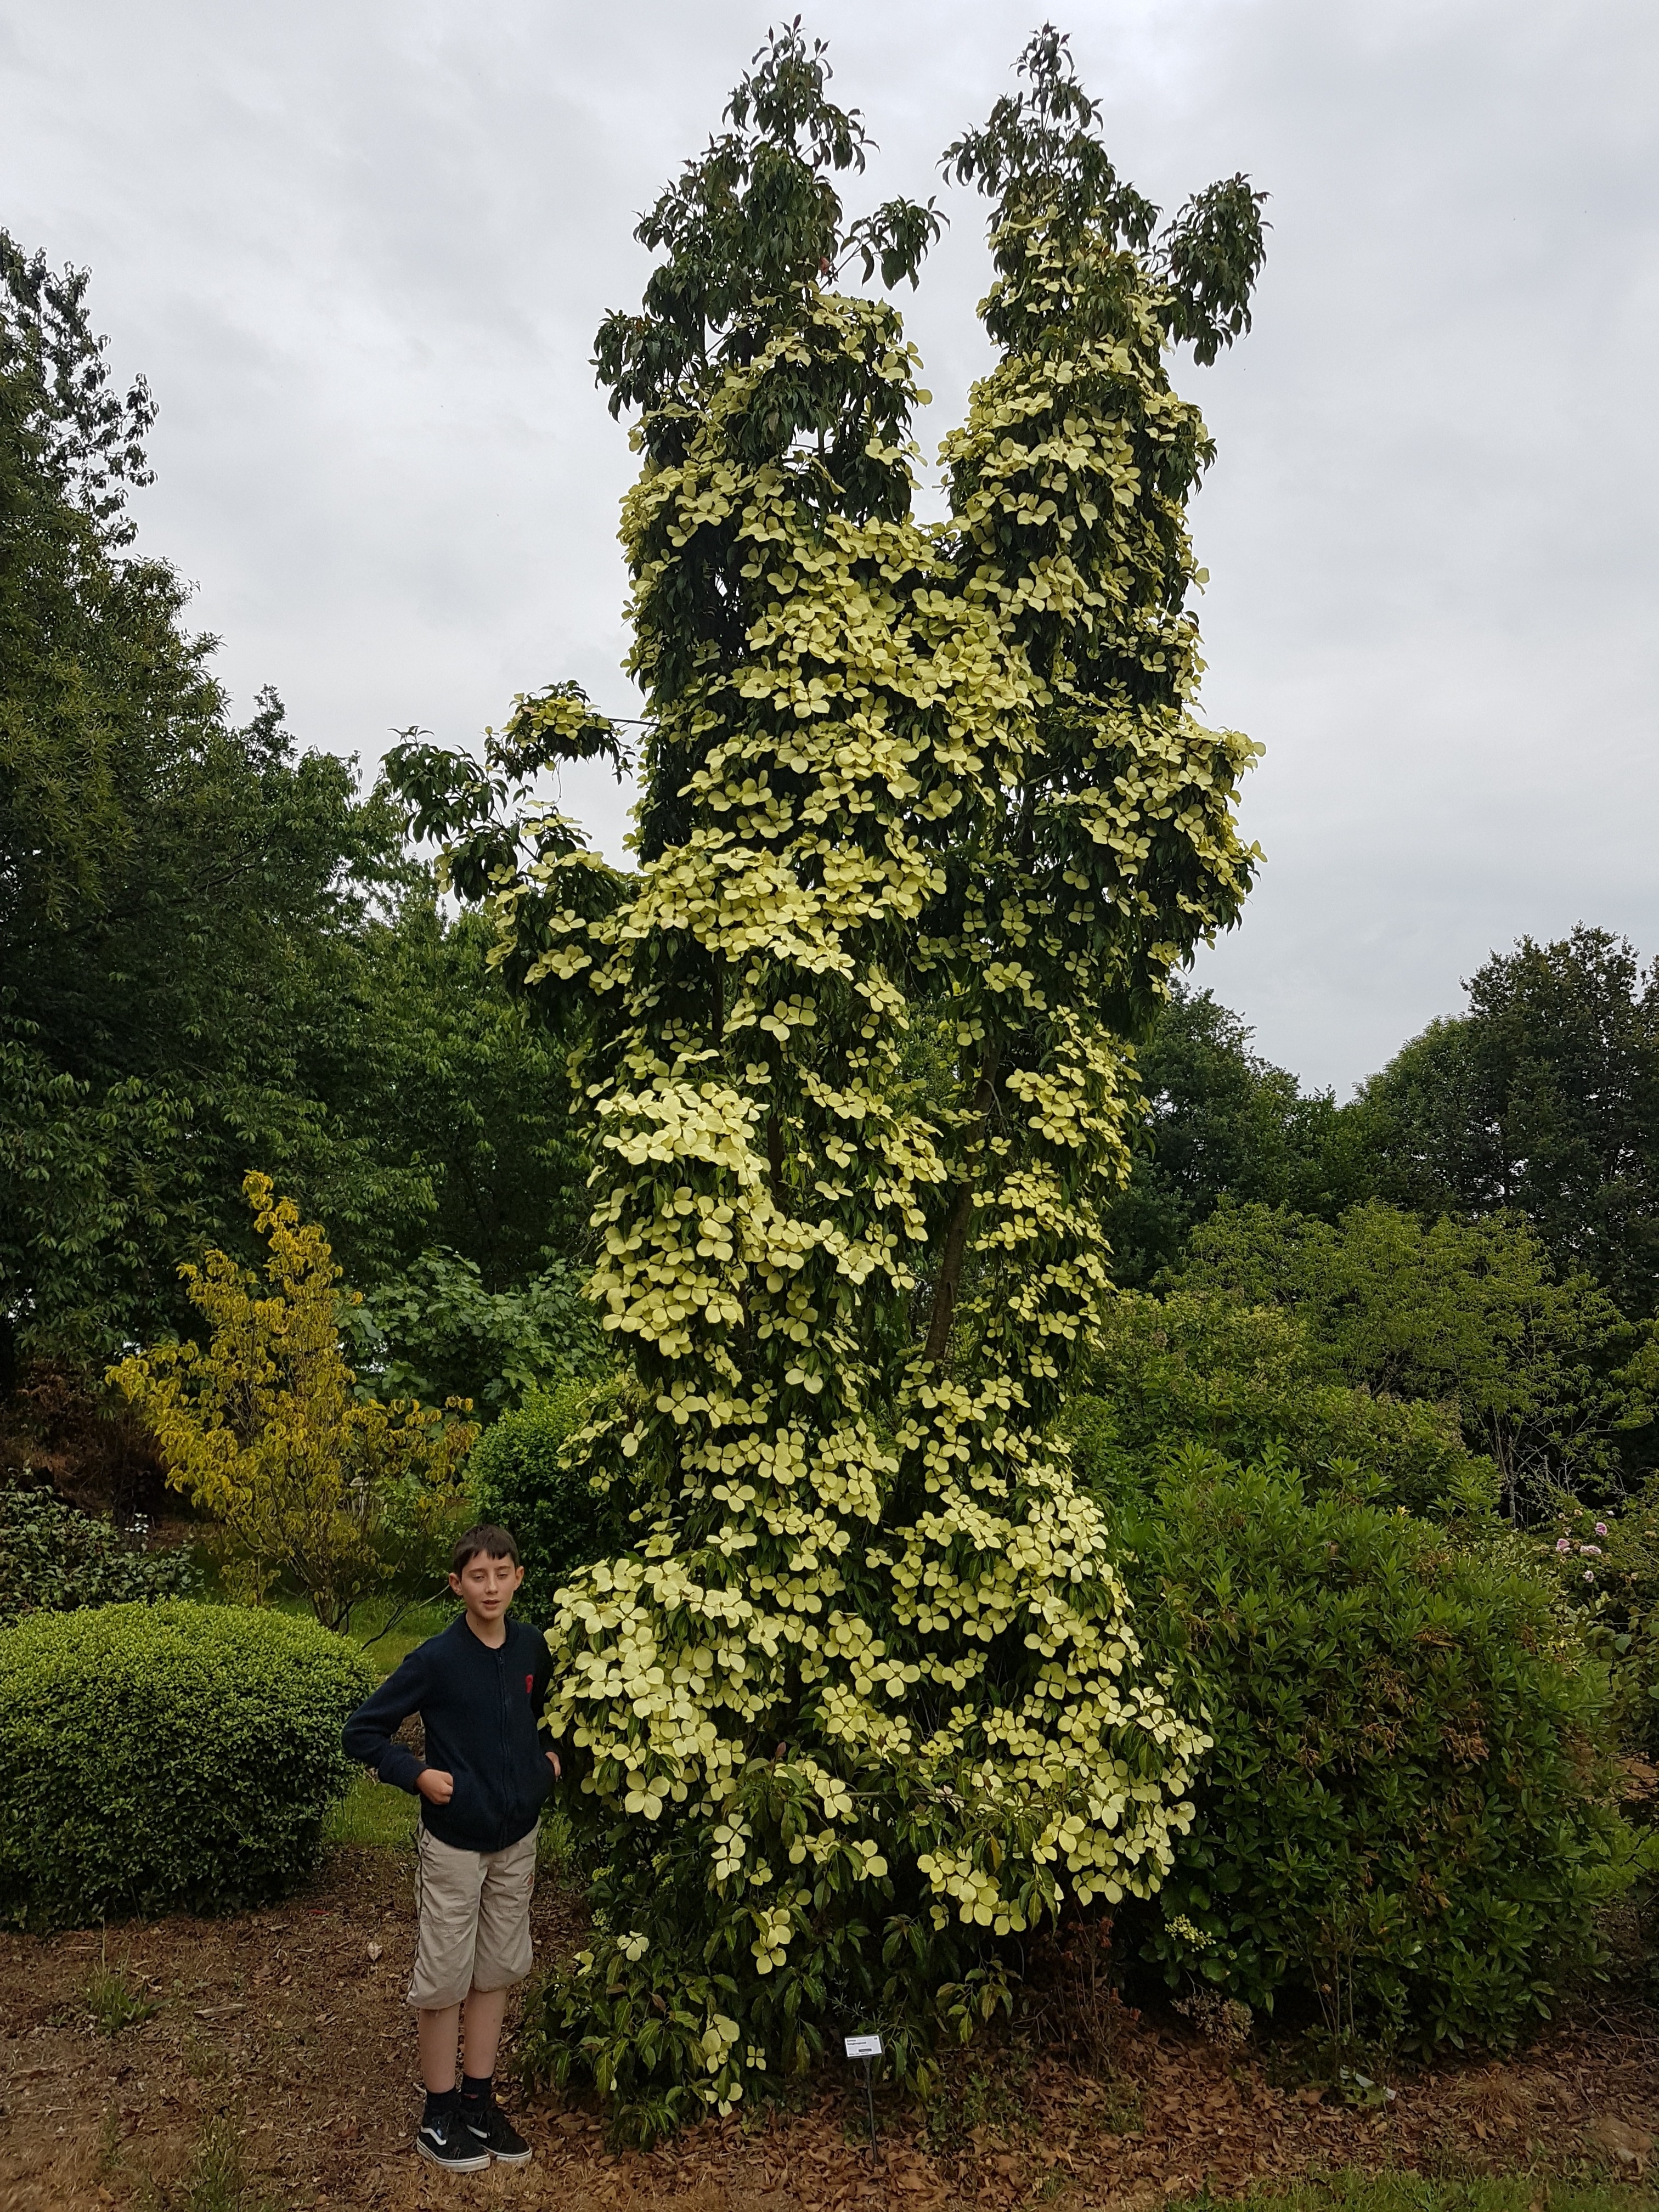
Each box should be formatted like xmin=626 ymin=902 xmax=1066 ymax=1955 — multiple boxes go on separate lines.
xmin=1 ymin=1846 xmax=1656 ymax=2212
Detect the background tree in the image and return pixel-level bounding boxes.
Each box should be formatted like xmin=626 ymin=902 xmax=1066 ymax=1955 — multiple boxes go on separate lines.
xmin=1065 ymin=1288 xmax=1496 ymax=1521
xmin=346 ymin=1245 xmax=600 ymax=1413
xmin=1101 ymin=983 xmax=1372 ymax=1285
xmin=398 ymin=22 xmax=1267 ymax=2133
xmin=1169 ymin=1198 xmax=1653 ymax=1507
xmin=287 ymin=899 xmax=594 ymax=1292
xmin=109 ymin=1175 xmax=476 ymax=1633
xmin=1358 ymin=927 xmax=1659 ymax=1317
xmin=0 ymin=226 xmax=407 ymax=1372
xmin=0 ymin=223 xmax=598 ymax=1418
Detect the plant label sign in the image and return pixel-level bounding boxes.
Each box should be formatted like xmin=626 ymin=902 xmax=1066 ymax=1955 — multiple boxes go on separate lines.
xmin=844 ymin=2033 xmax=883 ymax=2060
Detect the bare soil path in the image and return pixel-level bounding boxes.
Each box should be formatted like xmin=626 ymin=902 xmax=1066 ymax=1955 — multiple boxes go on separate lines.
xmin=2 ymin=1846 xmax=1655 ymax=2211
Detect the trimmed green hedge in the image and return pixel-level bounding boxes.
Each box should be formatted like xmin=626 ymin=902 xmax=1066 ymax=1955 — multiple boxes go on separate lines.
xmin=0 ymin=1601 xmax=373 ymax=1927
xmin=1122 ymin=1455 xmax=1633 ymax=2052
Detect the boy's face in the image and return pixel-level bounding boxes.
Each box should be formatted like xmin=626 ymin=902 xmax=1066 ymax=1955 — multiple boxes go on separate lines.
xmin=449 ymin=1549 xmax=524 ymax=1622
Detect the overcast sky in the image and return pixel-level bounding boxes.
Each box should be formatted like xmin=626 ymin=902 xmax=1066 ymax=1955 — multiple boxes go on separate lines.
xmin=4 ymin=0 xmax=1655 ymax=1094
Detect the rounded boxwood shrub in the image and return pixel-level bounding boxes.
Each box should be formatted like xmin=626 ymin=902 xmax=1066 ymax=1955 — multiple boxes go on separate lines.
xmin=465 ymin=1379 xmax=627 ymax=1623
xmin=1122 ymin=1453 xmax=1633 ymax=2052
xmin=0 ymin=1601 xmax=374 ymax=1927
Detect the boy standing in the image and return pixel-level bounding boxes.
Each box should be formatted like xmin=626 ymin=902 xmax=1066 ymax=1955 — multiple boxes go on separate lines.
xmin=343 ymin=1523 xmax=561 ymax=2172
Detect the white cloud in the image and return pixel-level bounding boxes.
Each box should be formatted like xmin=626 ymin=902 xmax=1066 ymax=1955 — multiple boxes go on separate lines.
xmin=3 ymin=0 xmax=1654 ymax=1087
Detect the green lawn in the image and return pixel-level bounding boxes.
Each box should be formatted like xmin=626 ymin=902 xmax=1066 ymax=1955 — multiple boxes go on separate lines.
xmin=265 ymin=1588 xmax=455 ymax=1675
xmin=349 ymin=1593 xmax=454 ymax=1677
xmin=323 ymin=1768 xmax=420 ymax=1847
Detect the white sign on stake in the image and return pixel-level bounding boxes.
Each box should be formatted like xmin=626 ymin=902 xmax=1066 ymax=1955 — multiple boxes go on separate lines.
xmin=844 ymin=2033 xmax=883 ymax=2061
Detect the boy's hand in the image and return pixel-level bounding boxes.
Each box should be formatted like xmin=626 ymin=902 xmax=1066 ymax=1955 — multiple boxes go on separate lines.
xmin=546 ymin=1751 xmax=562 ymax=1780
xmin=415 ymin=1768 xmax=454 ymax=1805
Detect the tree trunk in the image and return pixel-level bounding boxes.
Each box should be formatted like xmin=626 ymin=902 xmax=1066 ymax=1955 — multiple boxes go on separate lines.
xmin=921 ymin=1049 xmax=998 ymax=1368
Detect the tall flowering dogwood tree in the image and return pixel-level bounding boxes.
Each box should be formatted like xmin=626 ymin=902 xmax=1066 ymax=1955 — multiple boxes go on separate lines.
xmin=391 ymin=23 xmax=1266 ymax=2137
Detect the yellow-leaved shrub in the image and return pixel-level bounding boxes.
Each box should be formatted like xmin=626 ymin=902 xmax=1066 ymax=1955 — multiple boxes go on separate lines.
xmin=110 ymin=1173 xmax=476 ymax=1632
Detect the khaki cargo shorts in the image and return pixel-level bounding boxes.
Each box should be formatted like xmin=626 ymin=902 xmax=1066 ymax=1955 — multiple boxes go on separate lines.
xmin=407 ymin=1824 xmax=538 ymax=2011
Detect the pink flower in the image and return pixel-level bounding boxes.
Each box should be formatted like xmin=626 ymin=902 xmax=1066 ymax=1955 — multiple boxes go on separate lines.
xmin=1556 ymin=1538 xmax=1572 ymax=1553
xmin=1584 ymin=1568 xmax=1595 ymax=1583
xmin=1581 ymin=1544 xmax=1602 ymax=1556
xmin=1595 ymin=1522 xmax=1609 ymax=1537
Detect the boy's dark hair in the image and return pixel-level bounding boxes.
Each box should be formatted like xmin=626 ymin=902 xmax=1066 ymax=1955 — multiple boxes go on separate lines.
xmin=451 ymin=1522 xmax=520 ymax=1576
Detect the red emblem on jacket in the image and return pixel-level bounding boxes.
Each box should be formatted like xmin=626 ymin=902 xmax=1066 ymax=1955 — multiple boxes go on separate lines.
xmin=525 ymin=1673 xmax=534 ymax=1695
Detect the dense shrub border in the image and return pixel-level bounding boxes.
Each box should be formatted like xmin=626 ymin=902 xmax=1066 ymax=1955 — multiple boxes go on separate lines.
xmin=465 ymin=1380 xmax=624 ymax=1622
xmin=0 ymin=1601 xmax=372 ymax=1927
xmin=1066 ymin=1291 xmax=1497 ymax=1521
xmin=1120 ymin=1455 xmax=1638 ymax=2052
xmin=1535 ymin=1479 xmax=1659 ymax=1760
xmin=0 ymin=1479 xmax=201 ymax=1623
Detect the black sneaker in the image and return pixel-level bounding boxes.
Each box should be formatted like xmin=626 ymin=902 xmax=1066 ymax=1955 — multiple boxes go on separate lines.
xmin=415 ymin=2105 xmax=492 ymax=2172
xmin=461 ymin=2098 xmax=533 ymax=2165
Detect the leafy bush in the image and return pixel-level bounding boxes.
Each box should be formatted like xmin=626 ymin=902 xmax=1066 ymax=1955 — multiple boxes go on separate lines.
xmin=0 ymin=1479 xmax=200 ymax=1623
xmin=1123 ymin=1454 xmax=1633 ymax=2052
xmin=350 ymin=1246 xmax=603 ymax=1412
xmin=1534 ymin=1480 xmax=1659 ymax=1758
xmin=0 ymin=1600 xmax=372 ymax=1927
xmin=1066 ymin=1291 xmax=1496 ymax=1520
xmin=464 ymin=1380 xmax=626 ymax=1621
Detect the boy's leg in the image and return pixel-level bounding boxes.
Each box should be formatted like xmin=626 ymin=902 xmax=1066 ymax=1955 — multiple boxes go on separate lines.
xmin=408 ymin=1827 xmax=488 ymax=2047
xmin=466 ymin=1823 xmax=538 ymax=2031
xmin=455 ymin=1827 xmax=539 ymax=2162
xmin=461 ymin=1987 xmax=509 ymax=2079
xmin=408 ymin=1829 xmax=492 ymax=2171
xmin=418 ymin=2003 xmax=463 ymax=2092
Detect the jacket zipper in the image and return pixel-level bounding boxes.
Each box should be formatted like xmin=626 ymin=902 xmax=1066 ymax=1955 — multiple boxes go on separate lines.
xmin=498 ymin=1642 xmax=509 ymax=1853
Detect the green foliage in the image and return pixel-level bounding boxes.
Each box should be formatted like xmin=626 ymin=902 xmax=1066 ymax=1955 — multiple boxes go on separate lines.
xmin=1063 ymin=1291 xmax=1496 ymax=1520
xmin=591 ymin=25 xmax=944 ymax=436
xmin=1169 ymin=1200 xmax=1651 ymax=1507
xmin=1123 ymin=1456 xmax=1632 ymax=2052
xmin=392 ymin=23 xmax=1268 ymax=2137
xmin=1533 ymin=1481 xmax=1659 ymax=1758
xmin=464 ymin=1380 xmax=628 ymax=1621
xmin=349 ymin=1246 xmax=601 ymax=1413
xmin=1359 ymin=927 xmax=1659 ymax=1318
xmin=0 ymin=1477 xmax=200 ymax=1623
xmin=0 ymin=228 xmax=158 ymax=935
xmin=286 ymin=897 xmax=595 ymax=1294
xmin=1101 ymin=986 xmax=1373 ymax=1288
xmin=0 ymin=1599 xmax=372 ymax=1926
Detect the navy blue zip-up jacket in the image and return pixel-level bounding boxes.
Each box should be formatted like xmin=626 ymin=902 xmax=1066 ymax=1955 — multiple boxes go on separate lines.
xmin=342 ymin=1615 xmax=555 ymax=1854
